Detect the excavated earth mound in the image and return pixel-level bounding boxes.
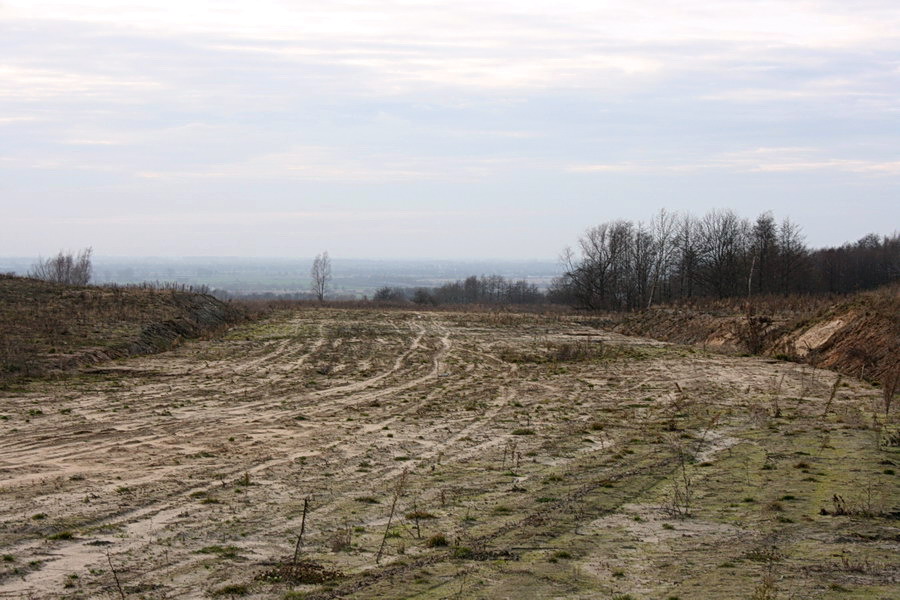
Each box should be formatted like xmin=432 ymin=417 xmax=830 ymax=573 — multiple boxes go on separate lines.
xmin=611 ymin=286 xmax=899 ymax=385
xmin=0 ymin=274 xmax=245 ymax=382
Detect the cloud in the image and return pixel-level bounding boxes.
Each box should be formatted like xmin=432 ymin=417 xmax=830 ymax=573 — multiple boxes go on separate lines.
xmin=1 ymin=1 xmax=898 ymax=257
xmin=132 ymin=147 xmax=530 ymax=183
xmin=568 ymin=147 xmax=900 ymax=175
xmin=7 ymin=208 xmax=543 ymax=228
xmin=0 ymin=66 xmax=164 ymax=100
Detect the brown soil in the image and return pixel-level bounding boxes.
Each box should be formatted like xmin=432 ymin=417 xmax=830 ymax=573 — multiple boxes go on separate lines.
xmin=610 ymin=286 xmax=900 ymax=385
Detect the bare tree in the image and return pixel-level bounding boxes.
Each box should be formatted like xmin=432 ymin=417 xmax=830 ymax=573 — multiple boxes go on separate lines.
xmin=29 ymin=247 xmax=93 ymax=285
xmin=777 ymin=217 xmax=807 ymax=295
xmin=697 ymin=209 xmax=749 ymax=298
xmin=310 ymin=251 xmax=332 ymax=301
xmin=752 ymin=212 xmax=778 ymax=294
xmin=647 ymin=208 xmax=678 ymax=308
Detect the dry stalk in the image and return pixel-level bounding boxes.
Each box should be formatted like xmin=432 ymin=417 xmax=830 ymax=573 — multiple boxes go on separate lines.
xmin=376 ymin=469 xmax=408 ymax=564
xmin=292 ymin=496 xmax=310 ymax=565
xmin=821 ymin=374 xmax=843 ymax=417
xmin=882 ymin=368 xmax=898 ymax=418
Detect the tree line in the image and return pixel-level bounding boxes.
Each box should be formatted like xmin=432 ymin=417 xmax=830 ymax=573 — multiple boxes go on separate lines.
xmin=24 ymin=211 xmax=897 ymax=310
xmin=375 ymin=274 xmax=544 ymax=306
xmin=555 ymin=209 xmax=898 ymax=311
xmin=373 ymin=210 xmax=896 ymax=310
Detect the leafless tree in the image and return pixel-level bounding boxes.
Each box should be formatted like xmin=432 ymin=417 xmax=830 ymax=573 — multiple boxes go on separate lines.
xmin=751 ymin=212 xmax=778 ymax=295
xmin=697 ymin=209 xmax=750 ymax=298
xmin=647 ymin=208 xmax=678 ymax=308
xmin=630 ymin=221 xmax=655 ymax=308
xmin=29 ymin=247 xmax=93 ymax=285
xmin=310 ymin=251 xmax=332 ymax=301
xmin=777 ymin=217 xmax=806 ymax=294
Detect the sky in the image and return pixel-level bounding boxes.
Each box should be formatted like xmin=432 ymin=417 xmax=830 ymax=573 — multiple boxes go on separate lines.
xmin=1 ymin=0 xmax=898 ymax=259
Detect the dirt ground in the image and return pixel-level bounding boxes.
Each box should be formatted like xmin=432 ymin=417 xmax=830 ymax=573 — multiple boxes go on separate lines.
xmin=1 ymin=308 xmax=897 ymax=599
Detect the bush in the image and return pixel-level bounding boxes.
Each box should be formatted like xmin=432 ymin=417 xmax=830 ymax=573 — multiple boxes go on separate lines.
xmin=29 ymin=248 xmax=92 ymax=285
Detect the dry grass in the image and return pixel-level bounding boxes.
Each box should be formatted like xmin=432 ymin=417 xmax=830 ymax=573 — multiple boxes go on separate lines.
xmin=0 ymin=274 xmax=244 ymax=384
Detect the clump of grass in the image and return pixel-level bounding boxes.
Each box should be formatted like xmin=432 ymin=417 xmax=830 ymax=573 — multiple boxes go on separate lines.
xmin=47 ymin=531 xmax=75 ymax=541
xmin=355 ymin=496 xmax=379 ymax=504
xmin=425 ymin=534 xmax=448 ymax=548
xmin=196 ymin=545 xmax=241 ymax=559
xmin=211 ymin=584 xmax=249 ymax=597
xmin=512 ymin=428 xmax=535 ymax=435
xmin=452 ymin=547 xmax=473 ymax=559
xmin=257 ymin=560 xmax=343 ymax=585
xmin=405 ymin=510 xmax=436 ymax=520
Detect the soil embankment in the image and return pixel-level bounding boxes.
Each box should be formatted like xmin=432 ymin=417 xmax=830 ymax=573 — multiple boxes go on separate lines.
xmin=608 ymin=286 xmax=899 ymax=384
xmin=0 ymin=275 xmax=246 ymax=381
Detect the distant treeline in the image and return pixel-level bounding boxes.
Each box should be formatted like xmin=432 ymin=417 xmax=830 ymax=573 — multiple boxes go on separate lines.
xmin=375 ymin=274 xmax=544 ymax=306
xmin=556 ymin=209 xmax=898 ymax=311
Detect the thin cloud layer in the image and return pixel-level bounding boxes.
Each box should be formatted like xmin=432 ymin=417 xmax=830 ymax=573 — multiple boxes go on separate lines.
xmin=1 ymin=1 xmax=898 ymax=257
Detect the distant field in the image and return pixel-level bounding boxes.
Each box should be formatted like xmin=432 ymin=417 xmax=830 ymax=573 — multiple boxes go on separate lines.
xmin=0 ymin=257 xmax=563 ymax=297
xmin=1 ymin=307 xmax=897 ymax=599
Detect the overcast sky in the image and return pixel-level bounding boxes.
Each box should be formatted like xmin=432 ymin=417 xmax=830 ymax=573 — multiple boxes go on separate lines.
xmin=1 ymin=1 xmax=898 ymax=259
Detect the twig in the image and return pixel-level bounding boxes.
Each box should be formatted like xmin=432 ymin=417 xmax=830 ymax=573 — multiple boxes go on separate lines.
xmin=292 ymin=496 xmax=310 ymax=565
xmin=106 ymin=550 xmax=126 ymax=600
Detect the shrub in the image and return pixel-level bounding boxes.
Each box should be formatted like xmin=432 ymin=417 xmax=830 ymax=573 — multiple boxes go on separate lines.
xmin=29 ymin=248 xmax=92 ymax=286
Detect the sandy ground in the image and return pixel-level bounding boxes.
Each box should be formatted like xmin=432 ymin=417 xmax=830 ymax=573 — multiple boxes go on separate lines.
xmin=0 ymin=308 xmax=897 ymax=599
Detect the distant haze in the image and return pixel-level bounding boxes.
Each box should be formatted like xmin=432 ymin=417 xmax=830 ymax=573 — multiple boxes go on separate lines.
xmin=1 ymin=1 xmax=898 ymax=259
xmin=0 ymin=256 xmax=562 ymax=297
